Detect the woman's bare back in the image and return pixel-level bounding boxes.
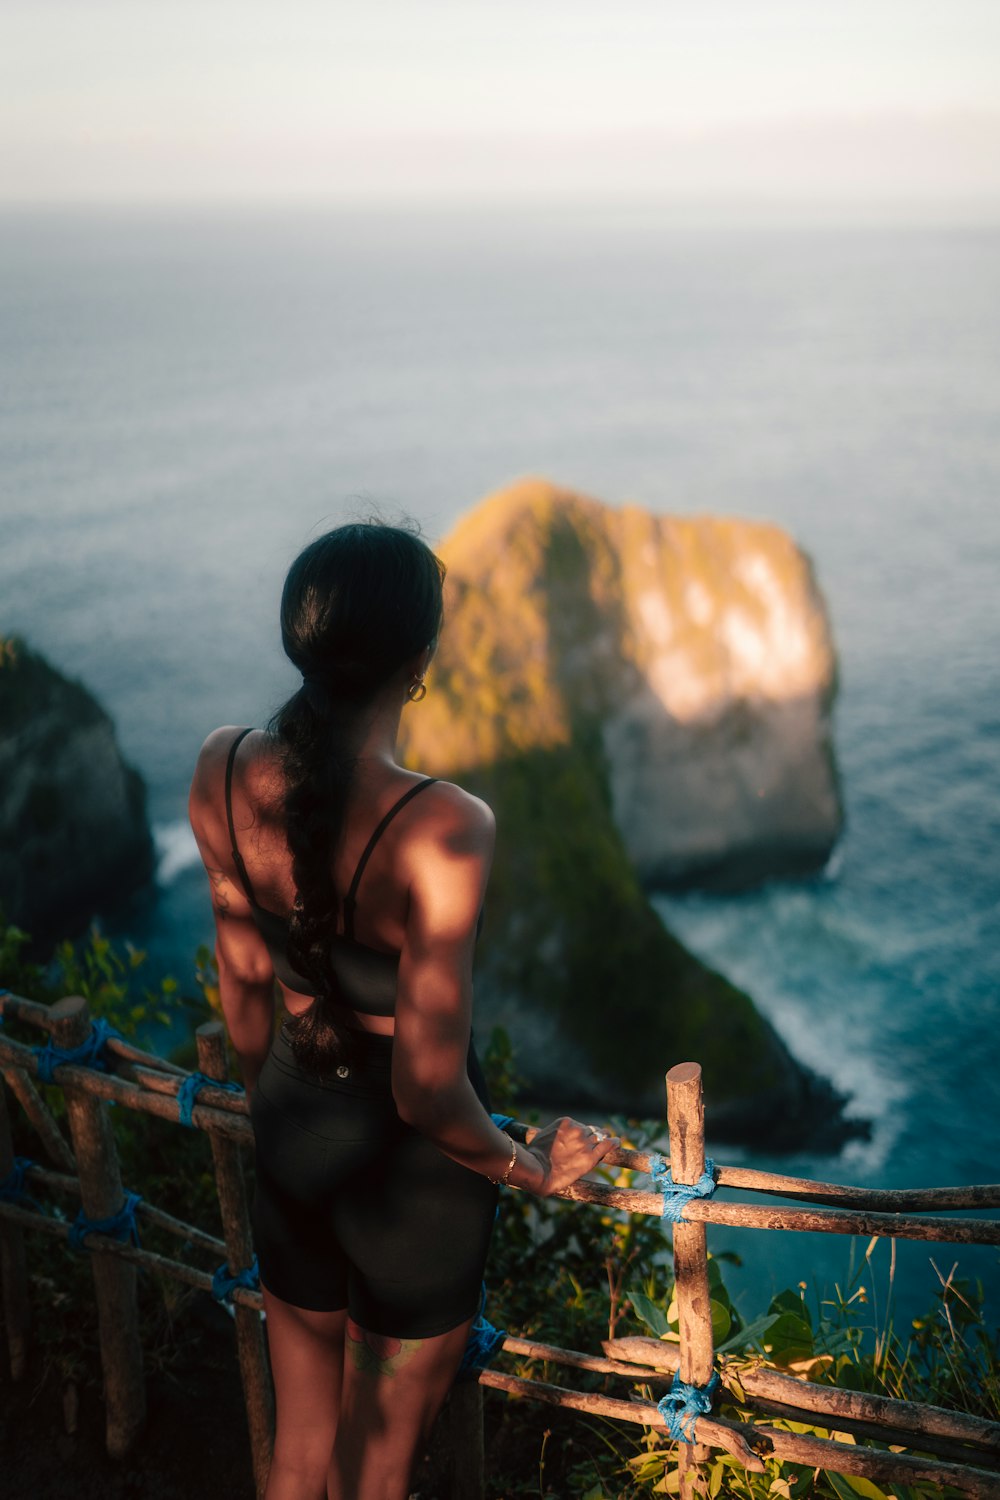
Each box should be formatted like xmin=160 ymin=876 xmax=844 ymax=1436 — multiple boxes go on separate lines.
xmin=202 ymin=725 xmax=490 ymax=1028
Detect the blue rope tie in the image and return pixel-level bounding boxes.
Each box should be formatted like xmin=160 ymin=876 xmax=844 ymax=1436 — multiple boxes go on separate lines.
xmin=34 ymin=1017 xmax=124 ymax=1085
xmin=0 ymin=1156 xmax=38 ymax=1206
xmin=490 ymin=1112 xmax=515 ymax=1130
xmin=212 ymin=1255 xmax=260 ymax=1303
xmin=68 ymin=1189 xmax=143 ymax=1252
xmin=457 ymin=1284 xmax=505 ymax=1378
xmin=648 ymin=1153 xmax=717 ymax=1223
xmin=177 ymin=1071 xmax=243 ymax=1127
xmin=657 ymin=1370 xmax=720 ymax=1443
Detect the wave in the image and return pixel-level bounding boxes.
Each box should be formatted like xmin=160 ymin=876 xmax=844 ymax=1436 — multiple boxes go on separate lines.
xmin=760 ymin=988 xmax=909 ymax=1176
xmin=650 ymin=889 xmax=909 ymax=1175
xmin=154 ymin=820 xmax=201 ymax=884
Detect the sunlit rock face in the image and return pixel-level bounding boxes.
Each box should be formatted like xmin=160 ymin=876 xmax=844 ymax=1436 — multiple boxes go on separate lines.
xmin=0 ymin=639 xmax=154 ymax=939
xmin=400 ymin=480 xmax=854 ymax=1146
xmin=600 ymin=509 xmax=842 ymax=889
xmin=409 ymin=479 xmax=842 ymax=891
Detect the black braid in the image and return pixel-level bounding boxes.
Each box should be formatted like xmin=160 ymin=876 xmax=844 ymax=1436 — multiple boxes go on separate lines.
xmin=270 ymin=523 xmax=444 ymax=1077
xmin=272 ymin=690 xmax=354 ymax=1071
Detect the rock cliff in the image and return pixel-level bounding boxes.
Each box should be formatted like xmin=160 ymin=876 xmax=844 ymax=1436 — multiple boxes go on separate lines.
xmin=400 ymin=480 xmax=852 ymax=1145
xmin=0 ymin=638 xmax=154 ymax=939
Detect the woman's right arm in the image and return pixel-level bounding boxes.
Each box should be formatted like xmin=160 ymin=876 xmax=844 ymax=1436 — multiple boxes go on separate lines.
xmin=391 ymin=784 xmax=618 ymax=1194
xmin=189 ymin=730 xmax=277 ymax=1097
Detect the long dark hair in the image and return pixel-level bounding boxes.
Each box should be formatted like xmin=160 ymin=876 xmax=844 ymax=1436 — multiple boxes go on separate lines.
xmin=271 ymin=523 xmax=445 ymax=1075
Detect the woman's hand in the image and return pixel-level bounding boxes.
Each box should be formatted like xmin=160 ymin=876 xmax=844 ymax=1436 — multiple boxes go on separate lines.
xmin=520 ymin=1117 xmax=620 ymax=1196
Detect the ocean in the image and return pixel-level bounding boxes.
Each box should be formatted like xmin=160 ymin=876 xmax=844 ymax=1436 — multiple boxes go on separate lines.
xmin=2 ymin=203 xmax=998 ymax=1323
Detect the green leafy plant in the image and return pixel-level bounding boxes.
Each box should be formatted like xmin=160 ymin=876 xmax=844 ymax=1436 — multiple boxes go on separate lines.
xmin=0 ymin=916 xmax=208 ymax=1043
xmin=623 ymin=1235 xmax=999 ymax=1499
xmin=49 ymin=928 xmax=176 ymax=1038
xmin=483 ymin=1023 xmax=526 ymax=1116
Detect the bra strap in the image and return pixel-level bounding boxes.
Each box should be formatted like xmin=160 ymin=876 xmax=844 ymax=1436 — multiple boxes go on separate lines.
xmin=342 ymin=778 xmax=437 ymax=941
xmin=224 ymin=728 xmax=258 ymax=904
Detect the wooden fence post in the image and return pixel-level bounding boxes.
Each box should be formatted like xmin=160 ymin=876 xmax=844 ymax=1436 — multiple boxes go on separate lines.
xmin=196 ymin=1021 xmax=274 ymax=1499
xmin=667 ymin=1062 xmax=714 ymax=1500
xmin=49 ymin=995 xmax=145 ymax=1457
xmin=0 ymin=1073 xmax=31 ymax=1379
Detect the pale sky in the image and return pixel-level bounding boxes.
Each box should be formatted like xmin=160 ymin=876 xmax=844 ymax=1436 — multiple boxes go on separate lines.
xmin=2 ymin=0 xmax=999 ymax=209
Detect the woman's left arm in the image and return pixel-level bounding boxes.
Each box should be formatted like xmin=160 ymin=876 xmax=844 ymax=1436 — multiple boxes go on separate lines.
xmin=189 ymin=730 xmax=276 ymax=1095
xmin=391 ymin=786 xmax=618 ymax=1193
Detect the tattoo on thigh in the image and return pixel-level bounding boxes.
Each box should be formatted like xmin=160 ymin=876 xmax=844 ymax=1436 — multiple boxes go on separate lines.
xmin=346 ymin=1317 xmax=423 ymax=1377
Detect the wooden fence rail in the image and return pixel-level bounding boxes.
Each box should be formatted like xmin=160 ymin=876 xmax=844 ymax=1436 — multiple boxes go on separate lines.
xmin=494 ymin=1064 xmax=1000 ymax=1500
xmin=1 ymin=989 xmax=998 ymax=1499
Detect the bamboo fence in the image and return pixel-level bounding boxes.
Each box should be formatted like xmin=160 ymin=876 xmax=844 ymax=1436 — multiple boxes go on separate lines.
xmin=1 ymin=990 xmax=998 ymax=1499
xmin=0 ymin=992 xmax=271 ymax=1495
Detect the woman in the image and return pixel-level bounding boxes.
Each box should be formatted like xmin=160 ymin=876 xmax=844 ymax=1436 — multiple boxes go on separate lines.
xmin=189 ymin=522 xmax=618 ymax=1500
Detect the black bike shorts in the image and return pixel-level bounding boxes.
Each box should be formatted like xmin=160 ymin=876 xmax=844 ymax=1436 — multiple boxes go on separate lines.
xmin=249 ymin=1023 xmax=499 ymax=1339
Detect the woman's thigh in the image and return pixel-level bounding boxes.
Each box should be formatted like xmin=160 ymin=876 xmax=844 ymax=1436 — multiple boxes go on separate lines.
xmin=328 ymin=1312 xmax=475 ymax=1500
xmin=262 ymin=1288 xmax=347 ymax=1500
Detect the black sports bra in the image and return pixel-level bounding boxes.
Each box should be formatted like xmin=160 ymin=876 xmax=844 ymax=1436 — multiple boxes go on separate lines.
xmin=224 ymin=728 xmax=438 ymax=1016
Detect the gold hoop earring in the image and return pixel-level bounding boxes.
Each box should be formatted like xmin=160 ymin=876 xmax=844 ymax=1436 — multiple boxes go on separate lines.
xmin=407 ymin=678 xmax=427 ymax=703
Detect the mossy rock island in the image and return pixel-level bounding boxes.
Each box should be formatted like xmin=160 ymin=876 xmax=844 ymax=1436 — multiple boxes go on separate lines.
xmin=0 ymin=638 xmax=154 ymax=940
xmin=400 ymin=480 xmax=853 ymax=1148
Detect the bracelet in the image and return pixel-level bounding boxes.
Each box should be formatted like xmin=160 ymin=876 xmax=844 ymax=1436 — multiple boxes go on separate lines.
xmin=489 ymin=1132 xmax=518 ymax=1187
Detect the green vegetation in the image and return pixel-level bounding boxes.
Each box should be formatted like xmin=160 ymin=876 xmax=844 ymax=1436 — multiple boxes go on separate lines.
xmin=0 ymin=918 xmax=196 ymax=1049
xmin=466 ymin=745 xmax=789 ymax=1110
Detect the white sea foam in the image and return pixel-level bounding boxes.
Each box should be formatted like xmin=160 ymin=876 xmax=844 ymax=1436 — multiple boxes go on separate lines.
xmin=761 ymin=988 xmax=909 ymax=1177
xmin=154 ymin=820 xmax=201 ymax=884
xmin=651 ymin=889 xmax=910 ymax=1177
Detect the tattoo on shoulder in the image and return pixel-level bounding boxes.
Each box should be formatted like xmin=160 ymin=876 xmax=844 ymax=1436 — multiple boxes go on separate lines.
xmin=207 ymin=868 xmax=230 ymax=917
xmin=346 ymin=1318 xmax=423 ymax=1377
